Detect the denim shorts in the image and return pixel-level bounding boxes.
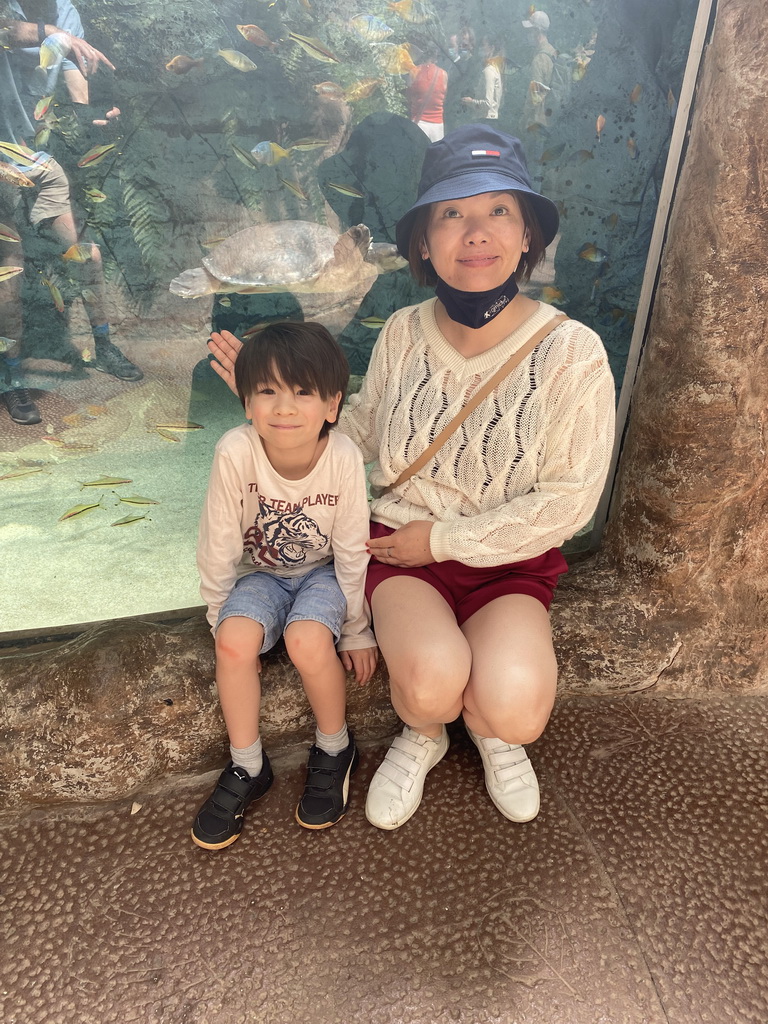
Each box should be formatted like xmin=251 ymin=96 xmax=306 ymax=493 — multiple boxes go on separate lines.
xmin=216 ymin=562 xmax=346 ymax=653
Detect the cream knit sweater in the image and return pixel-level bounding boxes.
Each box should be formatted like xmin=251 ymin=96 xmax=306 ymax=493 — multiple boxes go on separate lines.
xmin=341 ymin=298 xmax=616 ymax=567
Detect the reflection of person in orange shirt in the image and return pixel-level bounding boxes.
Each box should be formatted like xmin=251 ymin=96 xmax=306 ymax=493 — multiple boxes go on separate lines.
xmin=408 ymin=44 xmax=448 ymax=143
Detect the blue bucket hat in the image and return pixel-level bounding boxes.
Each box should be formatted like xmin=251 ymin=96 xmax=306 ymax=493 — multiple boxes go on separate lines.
xmin=395 ymin=124 xmax=560 ymax=258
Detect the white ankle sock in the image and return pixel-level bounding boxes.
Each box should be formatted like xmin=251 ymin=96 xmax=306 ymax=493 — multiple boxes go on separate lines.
xmin=230 ymin=737 xmax=263 ymax=778
xmin=316 ymin=722 xmax=349 ymax=756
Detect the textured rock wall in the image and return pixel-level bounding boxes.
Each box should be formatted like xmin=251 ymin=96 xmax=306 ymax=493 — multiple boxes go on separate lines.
xmin=555 ymin=0 xmax=768 ymax=697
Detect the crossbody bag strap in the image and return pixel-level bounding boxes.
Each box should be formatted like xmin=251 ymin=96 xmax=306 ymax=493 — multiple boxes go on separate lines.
xmin=389 ymin=314 xmax=568 ymax=491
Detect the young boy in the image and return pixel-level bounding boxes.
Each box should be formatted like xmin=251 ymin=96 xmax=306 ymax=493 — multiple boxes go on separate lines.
xmin=193 ymin=322 xmax=377 ymax=849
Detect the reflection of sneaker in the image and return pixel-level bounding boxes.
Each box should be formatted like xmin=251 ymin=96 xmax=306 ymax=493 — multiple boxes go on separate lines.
xmin=191 ymin=757 xmax=273 ymax=850
xmin=92 ymin=339 xmax=143 ymax=381
xmin=295 ymin=735 xmax=359 ymax=830
xmin=466 ymin=725 xmax=540 ymax=823
xmin=2 ymin=387 xmax=42 ymax=425
xmin=365 ymin=725 xmax=449 ymax=830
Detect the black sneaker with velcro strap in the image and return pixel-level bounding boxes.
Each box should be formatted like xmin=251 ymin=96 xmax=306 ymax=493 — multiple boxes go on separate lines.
xmin=295 ymin=734 xmax=359 ymax=830
xmin=191 ymin=756 xmax=273 ymax=850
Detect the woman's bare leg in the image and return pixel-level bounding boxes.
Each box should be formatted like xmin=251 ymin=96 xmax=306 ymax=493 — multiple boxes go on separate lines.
xmin=461 ymin=594 xmax=557 ymax=744
xmin=371 ymin=576 xmax=472 ymax=736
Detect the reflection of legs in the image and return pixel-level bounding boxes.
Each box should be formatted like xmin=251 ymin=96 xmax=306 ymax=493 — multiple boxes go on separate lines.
xmin=0 ymin=231 xmax=41 ymax=424
xmin=31 ymin=158 xmax=142 ymax=382
xmin=365 ymin=577 xmax=468 ymax=829
xmin=460 ymin=595 xmax=557 ymax=822
xmin=44 ymin=209 xmax=108 ymax=326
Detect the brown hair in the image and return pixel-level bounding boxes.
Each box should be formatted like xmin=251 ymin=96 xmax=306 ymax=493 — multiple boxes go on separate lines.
xmin=234 ymin=321 xmax=349 ymax=439
xmin=407 ymin=192 xmax=547 ymax=287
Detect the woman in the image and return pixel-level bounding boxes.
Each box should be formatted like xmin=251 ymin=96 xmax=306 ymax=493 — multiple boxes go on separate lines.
xmin=207 ymin=124 xmax=615 ymax=831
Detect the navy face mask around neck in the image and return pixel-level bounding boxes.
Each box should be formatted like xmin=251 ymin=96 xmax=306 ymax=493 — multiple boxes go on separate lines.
xmin=435 ymin=272 xmax=519 ymax=330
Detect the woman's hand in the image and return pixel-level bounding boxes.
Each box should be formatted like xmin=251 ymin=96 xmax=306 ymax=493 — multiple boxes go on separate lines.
xmin=367 ymin=521 xmax=435 ymax=567
xmin=207 ymin=330 xmax=243 ymax=397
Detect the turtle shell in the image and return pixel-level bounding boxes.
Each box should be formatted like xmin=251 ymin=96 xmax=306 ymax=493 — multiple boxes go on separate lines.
xmin=202 ymin=220 xmax=352 ymax=290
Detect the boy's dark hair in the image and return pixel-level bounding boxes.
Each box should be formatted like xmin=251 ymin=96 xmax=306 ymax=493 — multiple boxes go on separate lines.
xmin=407 ymin=192 xmax=547 ymax=287
xmin=234 ymin=321 xmax=350 ymax=439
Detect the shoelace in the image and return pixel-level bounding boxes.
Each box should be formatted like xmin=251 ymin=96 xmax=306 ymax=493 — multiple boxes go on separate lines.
xmin=375 ymin=730 xmax=438 ymax=793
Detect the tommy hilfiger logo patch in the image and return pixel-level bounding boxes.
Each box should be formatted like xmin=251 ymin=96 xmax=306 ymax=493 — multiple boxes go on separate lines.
xmin=471 ymin=149 xmax=501 ymax=157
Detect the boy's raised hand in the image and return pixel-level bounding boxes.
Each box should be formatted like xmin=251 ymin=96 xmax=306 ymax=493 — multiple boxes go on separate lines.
xmin=340 ymin=647 xmax=378 ymax=685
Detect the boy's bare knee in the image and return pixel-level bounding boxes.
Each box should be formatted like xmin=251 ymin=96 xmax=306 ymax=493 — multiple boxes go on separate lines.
xmin=215 ymin=619 xmax=263 ymax=663
xmin=284 ymin=620 xmax=335 ymax=667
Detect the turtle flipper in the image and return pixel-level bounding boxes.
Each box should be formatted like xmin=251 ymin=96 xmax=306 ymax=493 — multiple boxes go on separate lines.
xmin=169 ymin=267 xmax=220 ymax=298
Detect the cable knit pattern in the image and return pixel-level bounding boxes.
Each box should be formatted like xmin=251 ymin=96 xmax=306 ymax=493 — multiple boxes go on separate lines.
xmin=341 ymin=298 xmax=616 ymax=567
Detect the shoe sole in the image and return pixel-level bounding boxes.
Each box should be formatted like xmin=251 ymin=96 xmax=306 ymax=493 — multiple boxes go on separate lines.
xmin=365 ymin=729 xmax=450 ymax=831
xmin=294 ymin=749 xmax=358 ymax=830
xmin=90 ymin=364 xmax=143 ymax=382
xmin=190 ymin=827 xmax=243 ymax=851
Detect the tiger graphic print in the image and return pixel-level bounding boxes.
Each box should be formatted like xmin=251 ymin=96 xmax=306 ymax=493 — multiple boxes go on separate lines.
xmin=244 ymin=496 xmax=328 ymax=568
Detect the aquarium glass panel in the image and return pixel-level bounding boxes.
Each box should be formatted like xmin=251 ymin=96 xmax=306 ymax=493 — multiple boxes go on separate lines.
xmin=0 ymin=0 xmax=700 ymax=636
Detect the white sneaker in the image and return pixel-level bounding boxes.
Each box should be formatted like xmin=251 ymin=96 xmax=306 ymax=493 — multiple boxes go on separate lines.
xmin=466 ymin=725 xmax=540 ymax=822
xmin=365 ymin=725 xmax=449 ymax=830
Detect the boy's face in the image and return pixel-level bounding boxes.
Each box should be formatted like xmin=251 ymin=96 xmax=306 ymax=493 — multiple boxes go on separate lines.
xmin=245 ymin=377 xmax=342 ymax=456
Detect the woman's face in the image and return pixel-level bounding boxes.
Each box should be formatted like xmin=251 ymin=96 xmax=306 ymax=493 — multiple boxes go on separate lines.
xmin=423 ymin=191 xmax=529 ymax=292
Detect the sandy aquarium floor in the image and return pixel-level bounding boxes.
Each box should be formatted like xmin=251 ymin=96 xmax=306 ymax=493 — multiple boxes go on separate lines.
xmin=0 ymin=309 xmax=244 ymax=636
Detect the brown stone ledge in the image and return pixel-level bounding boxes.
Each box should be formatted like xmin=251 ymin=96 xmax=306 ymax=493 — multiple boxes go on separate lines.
xmin=2 ymin=552 xmax=764 ymax=812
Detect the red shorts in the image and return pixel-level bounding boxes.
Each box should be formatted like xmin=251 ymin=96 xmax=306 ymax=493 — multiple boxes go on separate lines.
xmin=365 ymin=522 xmax=568 ymax=626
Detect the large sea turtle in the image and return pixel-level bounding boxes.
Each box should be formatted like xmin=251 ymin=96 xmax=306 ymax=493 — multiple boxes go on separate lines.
xmin=169 ymin=220 xmax=405 ymax=336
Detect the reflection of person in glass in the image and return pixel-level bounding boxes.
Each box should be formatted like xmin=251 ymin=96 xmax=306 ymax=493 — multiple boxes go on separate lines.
xmin=461 ymin=36 xmax=504 ymax=123
xmin=0 ymin=1 xmax=141 ymax=427
xmin=407 ymin=42 xmax=448 ymax=143
xmin=522 ymin=10 xmax=557 ymax=127
xmin=207 ymin=125 xmax=616 ymax=832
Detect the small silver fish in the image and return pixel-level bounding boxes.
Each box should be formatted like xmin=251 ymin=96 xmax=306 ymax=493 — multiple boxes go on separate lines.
xmin=217 ymin=49 xmax=258 ymax=72
xmin=80 ymin=476 xmax=133 ymax=488
xmin=59 ymin=498 xmax=104 ymax=521
xmin=0 ymin=466 xmax=44 ymax=481
xmin=116 ymin=494 xmax=160 ymax=505
xmin=154 ymin=427 xmax=181 ymax=442
xmin=111 ymin=513 xmax=150 ymax=526
xmin=154 ymin=421 xmax=204 ymax=430
xmin=326 ymin=181 xmax=365 ymax=199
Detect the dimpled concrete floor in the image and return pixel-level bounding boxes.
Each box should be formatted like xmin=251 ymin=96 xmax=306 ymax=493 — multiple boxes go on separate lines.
xmin=1 ymin=696 xmax=767 ymax=1024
